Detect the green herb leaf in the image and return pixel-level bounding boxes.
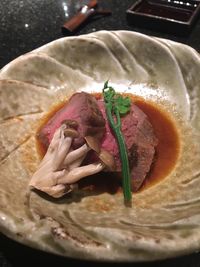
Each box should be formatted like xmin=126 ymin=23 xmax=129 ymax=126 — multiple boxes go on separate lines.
xmin=102 ymin=81 xmax=132 ymax=207
xmin=115 ymin=95 xmax=131 ymax=115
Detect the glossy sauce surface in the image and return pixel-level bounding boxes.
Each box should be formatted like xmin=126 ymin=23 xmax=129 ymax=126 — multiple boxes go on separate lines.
xmin=133 ymin=96 xmax=180 ymax=191
xmin=36 ymin=93 xmax=180 ymax=193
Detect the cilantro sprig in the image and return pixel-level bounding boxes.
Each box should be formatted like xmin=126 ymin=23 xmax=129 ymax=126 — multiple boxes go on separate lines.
xmin=102 ymin=81 xmax=132 ymax=206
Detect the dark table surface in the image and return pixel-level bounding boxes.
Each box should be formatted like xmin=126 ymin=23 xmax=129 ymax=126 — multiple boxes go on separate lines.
xmin=1 ymin=0 xmax=200 ymax=266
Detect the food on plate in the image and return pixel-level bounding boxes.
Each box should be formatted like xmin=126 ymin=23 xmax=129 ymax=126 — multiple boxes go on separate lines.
xmin=29 ymin=83 xmax=159 ymax=203
xmin=101 ymin=83 xmax=158 ymax=195
xmin=2 ymin=30 xmax=198 ymax=261
xmin=29 ymin=121 xmax=105 ymax=198
xmin=38 ymin=92 xmax=106 ymax=151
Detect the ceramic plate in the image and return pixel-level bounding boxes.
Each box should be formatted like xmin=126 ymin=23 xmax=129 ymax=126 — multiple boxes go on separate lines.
xmin=0 ymin=31 xmax=200 ymax=261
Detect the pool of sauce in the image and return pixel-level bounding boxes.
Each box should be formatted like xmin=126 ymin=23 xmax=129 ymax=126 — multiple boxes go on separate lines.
xmin=133 ymin=96 xmax=180 ymax=191
xmin=36 ymin=93 xmax=180 ymax=193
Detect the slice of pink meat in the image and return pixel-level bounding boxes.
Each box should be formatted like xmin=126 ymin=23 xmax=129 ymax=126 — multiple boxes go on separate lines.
xmin=38 ymin=93 xmax=158 ymax=192
xmin=38 ymin=92 xmax=105 ymax=149
xmin=97 ymin=99 xmax=158 ymax=191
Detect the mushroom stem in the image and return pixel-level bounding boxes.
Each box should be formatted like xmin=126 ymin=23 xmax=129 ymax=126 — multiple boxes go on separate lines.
xmin=58 ymin=163 xmax=105 ymax=184
xmin=63 ymin=144 xmax=90 ymax=166
xmin=29 ymin=124 xmax=105 ymax=198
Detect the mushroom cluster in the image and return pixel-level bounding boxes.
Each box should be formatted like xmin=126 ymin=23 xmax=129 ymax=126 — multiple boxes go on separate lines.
xmin=29 ymin=121 xmax=104 ymax=198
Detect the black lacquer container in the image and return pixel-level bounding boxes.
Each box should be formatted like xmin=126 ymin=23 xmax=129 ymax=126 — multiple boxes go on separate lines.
xmin=126 ymin=0 xmax=200 ymax=35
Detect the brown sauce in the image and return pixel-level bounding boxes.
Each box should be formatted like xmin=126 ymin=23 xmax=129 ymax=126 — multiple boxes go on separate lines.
xmin=36 ymin=93 xmax=180 ymax=193
xmin=36 ymin=100 xmax=67 ymax=157
xmin=132 ymin=96 xmax=180 ymax=191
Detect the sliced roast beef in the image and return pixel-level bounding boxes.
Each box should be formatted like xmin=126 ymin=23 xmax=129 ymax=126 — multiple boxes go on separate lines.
xmin=38 ymin=92 xmax=106 ymax=149
xmin=97 ymin=100 xmax=158 ymax=191
xmin=38 ymin=92 xmax=158 ymax=192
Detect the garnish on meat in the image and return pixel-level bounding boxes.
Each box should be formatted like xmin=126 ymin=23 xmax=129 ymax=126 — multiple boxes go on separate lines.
xmin=37 ymin=92 xmax=115 ymax=170
xmin=102 ymin=82 xmax=132 ymax=206
xmin=29 ymin=121 xmax=104 ymax=198
xmin=98 ymin=99 xmax=158 ymax=192
xmin=30 ymin=86 xmax=158 ymax=203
